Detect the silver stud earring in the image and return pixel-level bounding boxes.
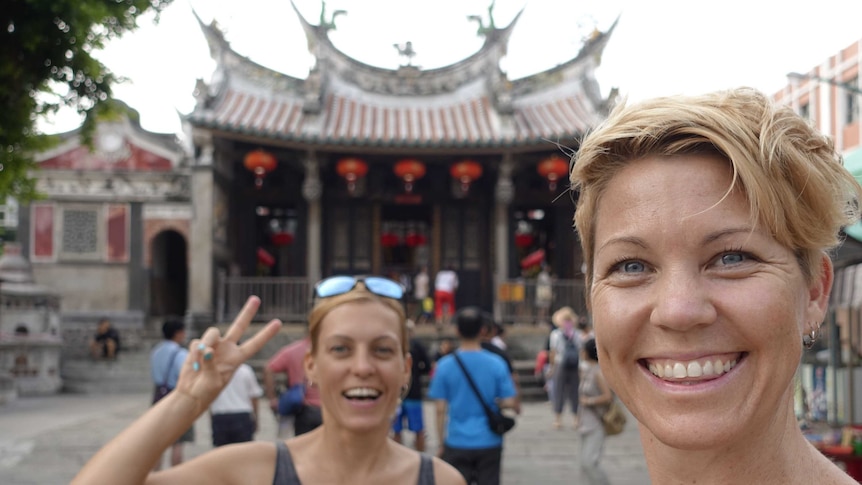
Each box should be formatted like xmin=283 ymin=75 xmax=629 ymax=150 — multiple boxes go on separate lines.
xmin=803 ymin=322 xmax=822 ymax=350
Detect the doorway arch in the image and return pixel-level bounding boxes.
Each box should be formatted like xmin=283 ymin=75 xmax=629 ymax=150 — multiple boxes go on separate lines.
xmin=150 ymin=230 xmax=188 ymax=318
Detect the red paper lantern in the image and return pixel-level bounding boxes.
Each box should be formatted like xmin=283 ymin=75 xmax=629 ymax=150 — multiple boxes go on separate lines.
xmin=405 ymin=233 xmax=427 ymax=247
xmin=537 ymin=155 xmax=569 ymax=191
xmin=520 ymin=249 xmax=546 ymax=269
xmin=336 ymin=157 xmax=369 ymax=194
xmin=244 ymin=149 xmax=278 ymax=188
xmin=393 ymin=159 xmax=426 ymax=193
xmin=380 ymin=233 xmax=400 ymax=248
xmin=257 ymin=247 xmax=275 ymax=267
xmin=450 ymin=160 xmax=483 ymax=193
xmin=514 ymin=233 xmax=534 ymax=248
xmin=270 ymin=231 xmax=294 ymax=246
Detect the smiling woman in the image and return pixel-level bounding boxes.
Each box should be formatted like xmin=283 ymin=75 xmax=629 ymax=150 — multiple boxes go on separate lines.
xmin=570 ymin=88 xmax=862 ymax=485
xmin=71 ymin=277 xmax=466 ymax=485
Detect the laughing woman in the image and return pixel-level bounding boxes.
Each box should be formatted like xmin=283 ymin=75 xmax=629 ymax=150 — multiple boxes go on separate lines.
xmin=72 ymin=276 xmax=465 ymax=485
xmin=570 ymin=88 xmax=862 ymax=484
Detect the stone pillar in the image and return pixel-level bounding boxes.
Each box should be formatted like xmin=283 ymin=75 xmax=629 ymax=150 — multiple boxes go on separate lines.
xmin=303 ymin=153 xmax=323 ymax=285
xmin=187 ymin=133 xmax=215 ymax=330
xmin=494 ymin=154 xmax=515 ymax=320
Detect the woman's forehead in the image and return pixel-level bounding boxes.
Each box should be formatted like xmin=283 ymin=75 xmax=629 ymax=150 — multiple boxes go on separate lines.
xmin=318 ymin=301 xmax=403 ymax=337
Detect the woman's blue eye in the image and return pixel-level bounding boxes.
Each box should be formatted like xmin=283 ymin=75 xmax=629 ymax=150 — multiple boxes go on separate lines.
xmin=621 ymin=261 xmax=644 ymax=273
xmin=375 ymin=347 xmax=395 ymax=356
xmin=720 ymin=253 xmax=746 ymax=265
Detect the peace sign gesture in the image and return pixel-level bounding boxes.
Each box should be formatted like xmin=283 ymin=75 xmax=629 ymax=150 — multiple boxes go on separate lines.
xmin=174 ymin=296 xmax=282 ymax=411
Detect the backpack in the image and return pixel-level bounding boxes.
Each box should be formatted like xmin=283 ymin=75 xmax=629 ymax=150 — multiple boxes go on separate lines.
xmin=562 ymin=334 xmax=579 ymax=369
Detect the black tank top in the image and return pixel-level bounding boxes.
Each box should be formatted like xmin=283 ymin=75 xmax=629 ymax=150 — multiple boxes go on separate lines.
xmin=272 ymin=441 xmax=435 ymax=485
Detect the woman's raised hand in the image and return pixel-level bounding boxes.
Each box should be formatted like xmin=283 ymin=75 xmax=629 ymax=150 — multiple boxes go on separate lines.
xmin=175 ymin=296 xmax=282 ymax=409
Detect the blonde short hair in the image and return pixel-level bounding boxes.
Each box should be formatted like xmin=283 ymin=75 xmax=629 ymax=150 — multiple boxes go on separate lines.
xmin=571 ymin=87 xmax=862 ymax=298
xmin=307 ymin=286 xmax=408 ymax=355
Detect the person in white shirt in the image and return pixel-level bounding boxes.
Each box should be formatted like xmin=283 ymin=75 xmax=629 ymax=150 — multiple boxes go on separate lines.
xmin=209 ymin=363 xmax=263 ymax=446
xmin=434 ymin=265 xmax=459 ymax=326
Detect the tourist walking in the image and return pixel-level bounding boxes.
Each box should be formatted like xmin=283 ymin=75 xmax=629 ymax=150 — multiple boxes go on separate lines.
xmin=263 ymin=335 xmax=322 ymax=437
xmin=577 ymin=338 xmax=612 ymax=485
xmin=548 ymin=307 xmax=582 ymax=430
xmin=393 ymin=319 xmax=433 ymax=451
xmin=209 ymin=362 xmax=263 ymax=446
xmin=429 ymin=307 xmax=517 ymax=485
xmin=148 ymin=318 xmax=191 ymax=469
xmin=434 ymin=264 xmax=459 ymax=326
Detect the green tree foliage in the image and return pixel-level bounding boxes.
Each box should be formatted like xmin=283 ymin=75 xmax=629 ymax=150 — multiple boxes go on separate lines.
xmin=0 ymin=0 xmax=174 ymax=203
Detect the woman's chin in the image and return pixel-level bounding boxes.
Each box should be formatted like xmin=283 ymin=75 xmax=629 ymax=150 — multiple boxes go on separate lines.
xmin=638 ymin=414 xmax=740 ymax=451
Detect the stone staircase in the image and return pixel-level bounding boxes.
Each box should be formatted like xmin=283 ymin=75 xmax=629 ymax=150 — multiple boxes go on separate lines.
xmin=58 ymin=323 xmax=551 ymax=402
xmin=61 ymin=348 xmax=155 ymax=394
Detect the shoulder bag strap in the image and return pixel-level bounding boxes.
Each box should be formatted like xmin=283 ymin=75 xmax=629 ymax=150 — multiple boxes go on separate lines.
xmin=453 ymin=353 xmax=495 ymax=416
xmin=160 ymin=346 xmax=181 ymax=387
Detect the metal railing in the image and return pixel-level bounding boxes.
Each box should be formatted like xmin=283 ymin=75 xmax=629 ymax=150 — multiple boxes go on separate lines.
xmin=217 ymin=276 xmax=312 ymax=324
xmin=216 ymin=275 xmax=587 ymax=326
xmin=496 ymin=278 xmax=587 ymax=325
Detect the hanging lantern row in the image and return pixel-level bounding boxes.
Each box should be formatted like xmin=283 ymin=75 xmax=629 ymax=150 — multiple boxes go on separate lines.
xmin=244 ymin=149 xmax=278 ymax=189
xmin=536 ymin=155 xmax=569 ymax=191
xmin=246 ymin=153 xmax=570 ymax=194
xmin=334 ymin=157 xmax=484 ymax=194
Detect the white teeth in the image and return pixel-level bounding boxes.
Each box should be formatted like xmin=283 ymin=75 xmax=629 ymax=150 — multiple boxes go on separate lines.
xmin=648 ymin=358 xmax=738 ymax=380
xmin=344 ymin=387 xmax=381 ymax=398
xmin=687 ymin=362 xmax=703 ymax=377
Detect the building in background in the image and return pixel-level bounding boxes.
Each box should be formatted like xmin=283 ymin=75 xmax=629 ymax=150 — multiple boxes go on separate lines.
xmin=184 ymin=4 xmax=616 ymax=326
xmin=18 ymin=105 xmax=190 ymax=345
xmin=775 ymin=38 xmax=862 ymax=425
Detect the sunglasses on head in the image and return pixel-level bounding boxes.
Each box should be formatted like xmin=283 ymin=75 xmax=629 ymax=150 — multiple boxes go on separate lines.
xmin=313 ymin=275 xmax=405 ymax=304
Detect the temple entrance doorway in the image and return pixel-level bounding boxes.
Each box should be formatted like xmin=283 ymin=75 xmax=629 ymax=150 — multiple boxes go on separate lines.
xmin=150 ymin=230 xmax=188 ymax=318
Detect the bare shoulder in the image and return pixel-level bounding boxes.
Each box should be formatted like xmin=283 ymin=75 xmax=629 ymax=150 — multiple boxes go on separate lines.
xmin=150 ymin=441 xmax=277 ymax=485
xmin=432 ymin=456 xmax=467 ymax=485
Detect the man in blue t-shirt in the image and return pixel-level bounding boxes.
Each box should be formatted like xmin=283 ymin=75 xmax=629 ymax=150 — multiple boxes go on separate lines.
xmin=428 ymin=307 xmax=517 ymax=485
xmin=149 ymin=318 xmax=191 ymax=470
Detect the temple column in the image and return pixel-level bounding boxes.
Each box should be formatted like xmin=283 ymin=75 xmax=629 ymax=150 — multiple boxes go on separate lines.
xmin=494 ymin=154 xmax=515 ymax=320
xmin=303 ymin=153 xmax=323 ymax=284
xmin=187 ymin=132 xmax=215 ymax=332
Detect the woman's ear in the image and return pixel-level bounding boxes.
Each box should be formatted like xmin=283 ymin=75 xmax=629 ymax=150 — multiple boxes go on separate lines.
xmin=806 ymin=253 xmax=833 ymax=323
xmin=304 ymin=351 xmax=317 ymax=385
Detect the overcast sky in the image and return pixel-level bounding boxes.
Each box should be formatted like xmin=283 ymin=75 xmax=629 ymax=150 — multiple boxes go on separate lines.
xmin=41 ymin=0 xmax=862 ymax=135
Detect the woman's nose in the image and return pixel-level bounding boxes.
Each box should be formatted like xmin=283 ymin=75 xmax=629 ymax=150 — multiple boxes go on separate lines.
xmin=649 ymin=269 xmax=717 ymax=331
xmin=351 ymin=347 xmax=375 ymax=375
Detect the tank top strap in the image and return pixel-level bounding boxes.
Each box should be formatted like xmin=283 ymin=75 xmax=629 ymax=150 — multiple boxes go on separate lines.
xmin=272 ymin=441 xmax=302 ymax=485
xmin=417 ymin=453 xmax=435 ymax=485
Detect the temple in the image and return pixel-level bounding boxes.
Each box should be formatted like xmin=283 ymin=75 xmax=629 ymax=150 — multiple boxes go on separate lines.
xmin=182 ymin=2 xmax=616 ymax=325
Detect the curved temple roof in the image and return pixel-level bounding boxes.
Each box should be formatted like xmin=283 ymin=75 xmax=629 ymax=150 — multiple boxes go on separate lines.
xmin=186 ymin=4 xmax=617 ymax=150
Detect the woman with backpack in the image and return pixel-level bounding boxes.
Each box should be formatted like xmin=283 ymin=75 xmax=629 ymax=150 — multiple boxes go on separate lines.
xmin=547 ymin=306 xmax=583 ymax=430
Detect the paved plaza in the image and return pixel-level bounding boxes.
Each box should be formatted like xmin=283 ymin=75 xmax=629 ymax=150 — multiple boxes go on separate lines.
xmin=0 ymin=392 xmax=650 ymax=484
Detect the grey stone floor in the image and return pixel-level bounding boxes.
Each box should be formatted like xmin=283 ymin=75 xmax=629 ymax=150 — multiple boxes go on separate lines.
xmin=0 ymin=392 xmax=650 ymax=484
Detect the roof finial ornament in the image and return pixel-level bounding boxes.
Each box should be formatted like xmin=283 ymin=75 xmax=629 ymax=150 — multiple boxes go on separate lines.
xmin=393 ymin=41 xmax=417 ymax=66
xmin=467 ymin=0 xmax=497 ymax=37
xmin=318 ymin=1 xmax=347 ymax=32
